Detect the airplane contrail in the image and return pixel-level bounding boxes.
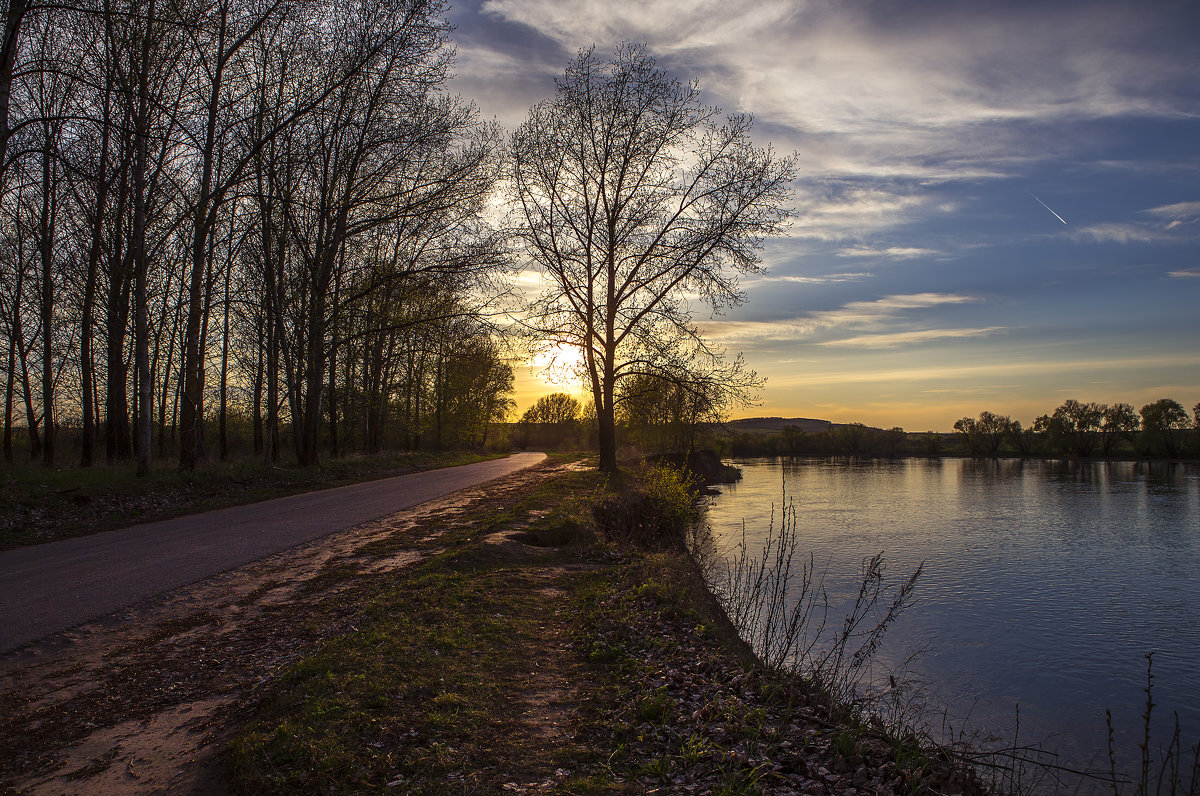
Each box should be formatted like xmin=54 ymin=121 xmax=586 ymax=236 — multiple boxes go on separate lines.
xmin=1028 ymin=191 xmax=1068 ymax=225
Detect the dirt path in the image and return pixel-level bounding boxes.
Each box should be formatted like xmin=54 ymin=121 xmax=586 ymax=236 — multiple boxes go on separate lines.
xmin=0 ymin=453 xmax=546 ymax=653
xmin=0 ymin=458 xmax=572 ymax=795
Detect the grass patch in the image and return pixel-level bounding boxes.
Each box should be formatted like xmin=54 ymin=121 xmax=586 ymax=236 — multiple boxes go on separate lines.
xmin=229 ymin=462 xmax=616 ymax=795
xmin=232 ymin=568 xmax=562 ymax=793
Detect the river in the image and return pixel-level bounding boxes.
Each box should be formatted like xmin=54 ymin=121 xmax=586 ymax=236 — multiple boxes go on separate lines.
xmin=705 ymin=457 xmax=1200 ymax=787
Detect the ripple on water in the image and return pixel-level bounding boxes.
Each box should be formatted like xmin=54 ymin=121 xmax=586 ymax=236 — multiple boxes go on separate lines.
xmin=706 ymin=457 xmax=1200 ymax=786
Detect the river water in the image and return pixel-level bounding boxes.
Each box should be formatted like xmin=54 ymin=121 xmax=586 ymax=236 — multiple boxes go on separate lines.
xmin=705 ymin=457 xmax=1200 ymax=784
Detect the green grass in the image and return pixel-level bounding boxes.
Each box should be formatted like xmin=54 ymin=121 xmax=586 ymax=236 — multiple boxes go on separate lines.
xmin=0 ymin=449 xmax=501 ymax=550
xmin=228 ymin=462 xmax=616 ymax=795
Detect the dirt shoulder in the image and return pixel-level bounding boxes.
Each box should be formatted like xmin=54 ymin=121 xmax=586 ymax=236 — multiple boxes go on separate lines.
xmin=0 ymin=457 xmax=574 ymax=795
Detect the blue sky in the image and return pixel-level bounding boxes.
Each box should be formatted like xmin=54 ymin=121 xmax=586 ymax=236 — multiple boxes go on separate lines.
xmin=447 ymin=0 xmax=1200 ymax=431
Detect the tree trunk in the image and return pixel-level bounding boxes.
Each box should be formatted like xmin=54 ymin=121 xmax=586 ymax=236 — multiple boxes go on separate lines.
xmin=0 ymin=0 xmax=27 ymax=203
xmin=158 ymin=270 xmax=184 ymax=458
xmin=218 ymin=256 xmax=231 ymax=460
xmin=131 ymin=0 xmax=155 ymax=477
xmin=298 ymin=288 xmax=325 ymax=465
xmin=597 ymin=348 xmax=618 ymax=473
xmin=38 ymin=133 xmax=56 ymax=467
xmin=105 ymin=144 xmax=133 ymax=463
xmin=132 ymin=181 xmax=152 ymax=474
xmin=18 ymin=326 xmax=39 ymax=459
xmin=252 ymin=304 xmax=264 ymax=456
xmin=80 ymin=66 xmax=114 ymax=468
xmin=3 ymin=294 xmax=16 ymax=463
xmin=264 ymin=238 xmax=279 ymax=464
xmin=179 ymin=3 xmax=227 ymax=472
xmin=326 ymin=268 xmax=340 ymax=459
xmin=433 ymin=350 xmax=443 ymax=453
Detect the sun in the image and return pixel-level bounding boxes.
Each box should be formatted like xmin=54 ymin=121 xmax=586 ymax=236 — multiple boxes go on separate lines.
xmin=529 ymin=342 xmax=586 ymax=377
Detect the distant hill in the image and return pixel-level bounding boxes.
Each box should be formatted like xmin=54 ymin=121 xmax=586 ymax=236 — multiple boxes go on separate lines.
xmin=723 ymin=417 xmax=834 ymax=434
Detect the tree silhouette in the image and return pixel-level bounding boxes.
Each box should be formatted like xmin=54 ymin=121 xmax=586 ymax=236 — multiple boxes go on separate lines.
xmin=510 ymin=44 xmax=793 ymax=472
xmin=521 ymin=392 xmax=581 ymax=425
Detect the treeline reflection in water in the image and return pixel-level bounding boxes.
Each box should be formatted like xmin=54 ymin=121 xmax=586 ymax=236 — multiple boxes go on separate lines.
xmin=705 ymin=457 xmax=1200 ymax=790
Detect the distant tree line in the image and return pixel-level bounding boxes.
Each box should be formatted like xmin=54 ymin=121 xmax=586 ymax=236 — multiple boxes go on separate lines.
xmin=715 ymin=398 xmax=1199 ymax=460
xmin=954 ymin=398 xmax=1197 ymax=459
xmin=513 ymin=368 xmax=751 ymax=455
xmin=724 ymin=423 xmax=940 ymax=459
xmin=0 ymin=0 xmax=515 ymax=471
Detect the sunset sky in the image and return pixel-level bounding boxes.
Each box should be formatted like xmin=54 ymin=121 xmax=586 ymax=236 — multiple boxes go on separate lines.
xmin=447 ymin=0 xmax=1200 ymax=431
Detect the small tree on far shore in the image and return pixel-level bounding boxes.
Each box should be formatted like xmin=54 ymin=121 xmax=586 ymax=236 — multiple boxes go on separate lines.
xmin=1139 ymin=398 xmax=1191 ymax=458
xmin=954 ymin=411 xmax=1014 ymax=457
xmin=1099 ymin=402 xmax=1140 ymax=457
xmin=521 ymin=393 xmax=581 ymax=425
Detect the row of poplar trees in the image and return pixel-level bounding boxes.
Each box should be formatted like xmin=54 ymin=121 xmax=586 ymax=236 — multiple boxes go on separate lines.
xmin=0 ymin=0 xmax=514 ymax=472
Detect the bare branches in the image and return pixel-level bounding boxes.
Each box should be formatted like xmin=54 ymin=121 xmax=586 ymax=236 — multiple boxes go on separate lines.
xmin=1 ymin=0 xmax=513 ymax=470
xmin=511 ymin=44 xmax=794 ymax=471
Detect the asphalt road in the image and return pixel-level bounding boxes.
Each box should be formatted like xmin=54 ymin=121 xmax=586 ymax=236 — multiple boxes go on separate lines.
xmin=0 ymin=452 xmax=546 ymax=653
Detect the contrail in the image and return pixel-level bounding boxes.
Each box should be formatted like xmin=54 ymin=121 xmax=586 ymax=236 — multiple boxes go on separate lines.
xmin=1028 ymin=190 xmax=1067 ymax=225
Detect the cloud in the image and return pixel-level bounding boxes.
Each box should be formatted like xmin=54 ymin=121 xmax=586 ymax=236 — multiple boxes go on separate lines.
xmin=449 ymin=42 xmax=563 ymax=128
xmin=1074 ymin=223 xmax=1163 ymax=244
xmin=836 ymin=246 xmax=939 ymax=260
xmin=513 ymin=270 xmax=551 ymax=290
xmin=1144 ymin=201 xmax=1200 ymax=231
xmin=481 ymin=0 xmax=797 ymax=54
xmin=818 ymin=327 xmax=1006 ymax=348
xmin=480 ymin=0 xmax=1198 ymax=192
xmin=763 ymin=354 xmax=1200 ymax=389
xmin=790 ymin=185 xmax=936 ymax=241
xmin=701 ymin=292 xmax=981 ymax=343
xmin=1144 ymin=201 xmax=1200 ymax=220
xmin=1071 ymin=201 xmax=1200 ymax=245
xmin=744 ymin=272 xmax=872 ymax=285
xmin=1168 ymin=268 xmax=1200 ymax=278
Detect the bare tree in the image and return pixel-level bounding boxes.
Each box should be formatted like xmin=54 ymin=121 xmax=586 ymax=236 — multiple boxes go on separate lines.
xmin=0 ymin=0 xmax=514 ymax=472
xmin=270 ymin=0 xmax=502 ymax=464
xmin=510 ymin=44 xmax=793 ymax=472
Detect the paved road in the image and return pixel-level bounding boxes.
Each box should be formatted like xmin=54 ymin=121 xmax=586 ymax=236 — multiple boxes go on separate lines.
xmin=0 ymin=452 xmax=546 ymax=653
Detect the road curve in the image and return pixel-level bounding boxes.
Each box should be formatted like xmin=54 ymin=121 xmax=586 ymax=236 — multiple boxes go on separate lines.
xmin=0 ymin=452 xmax=547 ymax=653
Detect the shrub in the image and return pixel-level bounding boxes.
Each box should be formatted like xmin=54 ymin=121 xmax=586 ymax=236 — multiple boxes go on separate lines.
xmin=593 ymin=463 xmax=700 ymax=548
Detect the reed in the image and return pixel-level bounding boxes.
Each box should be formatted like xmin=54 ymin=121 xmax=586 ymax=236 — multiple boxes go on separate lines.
xmin=693 ymin=489 xmax=1200 ymax=794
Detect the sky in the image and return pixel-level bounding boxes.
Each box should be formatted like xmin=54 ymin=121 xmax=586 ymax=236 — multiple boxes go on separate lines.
xmin=445 ymin=0 xmax=1200 ymax=431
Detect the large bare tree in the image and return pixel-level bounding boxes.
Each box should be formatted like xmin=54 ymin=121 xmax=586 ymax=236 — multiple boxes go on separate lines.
xmin=510 ymin=44 xmax=794 ymax=472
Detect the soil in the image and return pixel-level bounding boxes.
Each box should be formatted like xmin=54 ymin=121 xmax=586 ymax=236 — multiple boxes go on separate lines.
xmin=0 ymin=459 xmax=578 ymax=795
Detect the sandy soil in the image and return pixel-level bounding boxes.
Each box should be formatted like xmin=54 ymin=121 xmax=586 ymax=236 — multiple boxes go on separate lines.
xmin=0 ymin=460 xmax=572 ymax=795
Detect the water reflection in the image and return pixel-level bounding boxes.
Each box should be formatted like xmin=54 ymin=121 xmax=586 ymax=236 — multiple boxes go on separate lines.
xmin=707 ymin=457 xmax=1200 ymax=788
